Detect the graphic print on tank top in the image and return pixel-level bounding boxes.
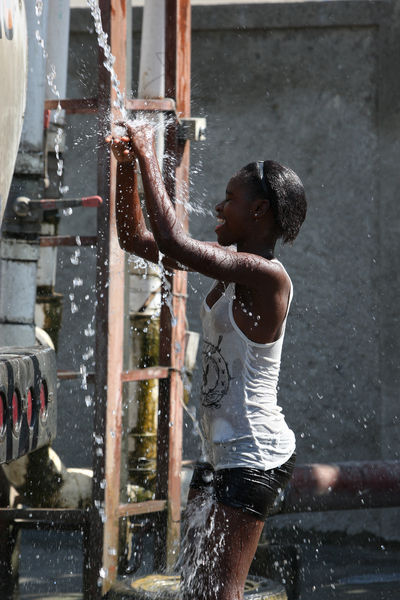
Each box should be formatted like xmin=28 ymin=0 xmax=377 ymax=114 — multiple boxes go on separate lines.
xmin=201 ymin=335 xmax=232 ymax=409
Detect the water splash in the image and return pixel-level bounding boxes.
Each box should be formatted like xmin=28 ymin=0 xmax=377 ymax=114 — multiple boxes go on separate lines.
xmin=158 ymin=254 xmax=177 ymax=327
xmin=33 ymin=2 xmax=64 ymax=187
xmin=177 ymin=492 xmax=226 ymax=598
xmin=86 ymin=0 xmax=127 ymax=121
xmin=35 ymin=0 xmax=43 ymax=17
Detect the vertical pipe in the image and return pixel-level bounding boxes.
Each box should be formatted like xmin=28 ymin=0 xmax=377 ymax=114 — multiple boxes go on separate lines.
xmin=36 ymin=0 xmax=71 ymax=349
xmin=156 ymin=0 xmax=191 ymax=572
xmin=90 ymin=1 xmax=127 ymax=596
xmin=18 ymin=1 xmax=49 ymax=169
xmin=127 ymin=0 xmax=165 ymax=500
xmin=45 ymin=0 xmax=70 ymax=102
xmin=138 ymin=0 xmax=165 ymax=164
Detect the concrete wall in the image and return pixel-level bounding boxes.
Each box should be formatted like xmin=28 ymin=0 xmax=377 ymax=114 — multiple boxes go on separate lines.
xmin=53 ymin=1 xmax=400 ymax=539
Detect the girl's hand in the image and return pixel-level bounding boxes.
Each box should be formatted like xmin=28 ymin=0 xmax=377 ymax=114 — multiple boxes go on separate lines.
xmin=116 ymin=120 xmax=156 ymax=158
xmin=105 ymin=133 xmax=136 ymax=164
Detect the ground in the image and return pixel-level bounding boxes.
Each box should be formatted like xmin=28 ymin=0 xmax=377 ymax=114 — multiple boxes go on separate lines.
xmin=16 ymin=526 xmax=400 ymax=599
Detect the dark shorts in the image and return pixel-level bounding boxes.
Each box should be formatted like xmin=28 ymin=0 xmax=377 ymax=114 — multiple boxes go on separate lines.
xmin=189 ymin=453 xmax=296 ymax=520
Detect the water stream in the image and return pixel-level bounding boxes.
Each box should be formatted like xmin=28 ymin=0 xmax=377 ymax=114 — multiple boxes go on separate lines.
xmin=34 ymin=0 xmax=65 ymax=186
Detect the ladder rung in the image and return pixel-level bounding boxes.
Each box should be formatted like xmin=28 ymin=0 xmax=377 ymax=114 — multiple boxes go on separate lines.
xmin=0 ymin=508 xmax=87 ymax=529
xmin=44 ymin=98 xmax=98 ymax=114
xmin=125 ymin=98 xmax=176 ymax=112
xmin=57 ymin=370 xmax=95 ymax=383
xmin=121 ymin=367 xmax=170 ymax=383
xmin=31 ymin=196 xmax=103 ymax=210
xmin=44 ymin=98 xmax=176 ymax=115
xmin=118 ymin=500 xmax=167 ymax=518
xmin=40 ymin=235 xmax=97 ymax=247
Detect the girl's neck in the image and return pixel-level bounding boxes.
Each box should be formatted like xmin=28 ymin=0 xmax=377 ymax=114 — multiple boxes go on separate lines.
xmin=237 ymin=238 xmax=276 ymax=260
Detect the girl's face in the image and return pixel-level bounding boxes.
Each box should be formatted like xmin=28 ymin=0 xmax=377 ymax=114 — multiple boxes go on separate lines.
xmin=214 ymin=177 xmax=256 ymax=246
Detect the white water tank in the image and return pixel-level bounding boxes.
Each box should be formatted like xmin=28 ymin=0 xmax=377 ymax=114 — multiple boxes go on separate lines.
xmin=0 ymin=0 xmax=27 ymax=230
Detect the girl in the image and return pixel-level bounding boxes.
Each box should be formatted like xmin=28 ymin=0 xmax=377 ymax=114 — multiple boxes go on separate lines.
xmin=108 ymin=122 xmax=306 ymax=600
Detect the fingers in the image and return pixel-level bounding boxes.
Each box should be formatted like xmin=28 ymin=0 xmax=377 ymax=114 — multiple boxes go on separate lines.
xmin=104 ymin=133 xmax=136 ymax=163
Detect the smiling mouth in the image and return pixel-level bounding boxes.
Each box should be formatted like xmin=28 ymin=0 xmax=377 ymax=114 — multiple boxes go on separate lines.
xmin=215 ymin=218 xmax=225 ymax=233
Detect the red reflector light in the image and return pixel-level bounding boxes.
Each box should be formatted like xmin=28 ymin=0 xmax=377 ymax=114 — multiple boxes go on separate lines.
xmin=12 ymin=390 xmax=21 ymax=434
xmin=27 ymin=388 xmax=33 ymax=428
xmin=40 ymin=381 xmax=48 ymax=422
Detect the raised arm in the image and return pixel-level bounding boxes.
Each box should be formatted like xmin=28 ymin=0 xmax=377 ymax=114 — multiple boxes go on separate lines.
xmin=115 ymin=156 xmax=159 ymax=262
xmin=123 ymin=122 xmax=283 ymax=290
xmin=109 ymin=135 xmax=191 ymax=270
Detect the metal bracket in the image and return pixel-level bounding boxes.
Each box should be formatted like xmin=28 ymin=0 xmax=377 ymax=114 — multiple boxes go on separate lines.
xmin=13 ymin=195 xmax=103 ymax=217
xmin=177 ymin=117 xmax=207 ymax=142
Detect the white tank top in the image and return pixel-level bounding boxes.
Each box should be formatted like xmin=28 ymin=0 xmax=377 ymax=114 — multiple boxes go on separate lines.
xmin=199 ymin=264 xmax=296 ymax=471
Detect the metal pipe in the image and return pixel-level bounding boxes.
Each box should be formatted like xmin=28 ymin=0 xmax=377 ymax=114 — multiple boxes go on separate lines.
xmin=17 ymin=1 xmax=49 ymax=176
xmin=127 ymin=0 xmax=166 ymax=502
xmin=276 ymin=461 xmax=400 ymax=515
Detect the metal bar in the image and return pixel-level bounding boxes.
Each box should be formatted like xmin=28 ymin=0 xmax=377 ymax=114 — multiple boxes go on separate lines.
xmin=84 ymin=0 xmax=114 ymax=594
xmin=31 ymin=195 xmax=103 ymax=209
xmin=40 ymin=236 xmax=97 ymax=247
xmin=57 ymin=370 xmax=95 ymax=383
xmin=0 ymin=508 xmax=87 ymax=527
xmin=125 ymin=98 xmax=176 ymax=112
xmin=86 ymin=1 xmax=128 ymax=597
xmin=44 ymin=97 xmax=176 ymax=114
xmin=155 ymin=0 xmax=191 ymax=572
xmin=121 ymin=366 xmax=170 ymax=383
xmin=44 ymin=98 xmax=98 ymax=114
xmin=278 ymin=461 xmax=400 ymax=514
xmin=118 ymin=500 xmax=167 ymax=518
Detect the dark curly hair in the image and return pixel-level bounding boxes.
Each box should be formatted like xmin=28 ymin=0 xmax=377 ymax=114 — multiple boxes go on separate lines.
xmin=236 ymin=161 xmax=307 ymax=244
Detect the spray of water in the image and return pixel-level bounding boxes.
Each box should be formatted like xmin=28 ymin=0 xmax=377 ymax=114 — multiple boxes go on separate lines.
xmin=176 ymin=491 xmax=226 ymax=598
xmin=34 ymin=1 xmax=64 ymax=187
xmin=86 ymin=0 xmax=128 ymax=121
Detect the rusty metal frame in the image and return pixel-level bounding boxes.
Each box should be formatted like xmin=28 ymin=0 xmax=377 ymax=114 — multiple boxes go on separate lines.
xmin=86 ymin=0 xmax=192 ymax=596
xmin=155 ymin=0 xmax=191 ymax=572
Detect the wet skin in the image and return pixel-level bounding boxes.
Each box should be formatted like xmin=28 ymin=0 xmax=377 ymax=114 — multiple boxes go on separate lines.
xmin=107 ymin=122 xmax=291 ymax=600
xmin=108 ymin=123 xmax=291 ymax=345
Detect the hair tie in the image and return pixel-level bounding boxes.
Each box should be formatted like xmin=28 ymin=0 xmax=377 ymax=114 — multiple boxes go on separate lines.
xmin=257 ymin=161 xmax=271 ymax=198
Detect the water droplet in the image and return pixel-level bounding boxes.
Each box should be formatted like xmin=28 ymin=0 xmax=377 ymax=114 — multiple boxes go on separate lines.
xmin=35 ymin=1 xmax=43 ymax=17
xmin=82 ymin=347 xmax=94 ymax=360
xmin=84 ymin=323 xmax=95 ymax=337
xmin=59 ymin=185 xmax=69 ymax=195
xmin=70 ymin=249 xmax=81 ymax=265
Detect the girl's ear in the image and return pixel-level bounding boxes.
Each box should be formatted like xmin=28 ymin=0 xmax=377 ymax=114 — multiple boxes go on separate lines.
xmin=253 ymin=198 xmax=270 ymax=219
